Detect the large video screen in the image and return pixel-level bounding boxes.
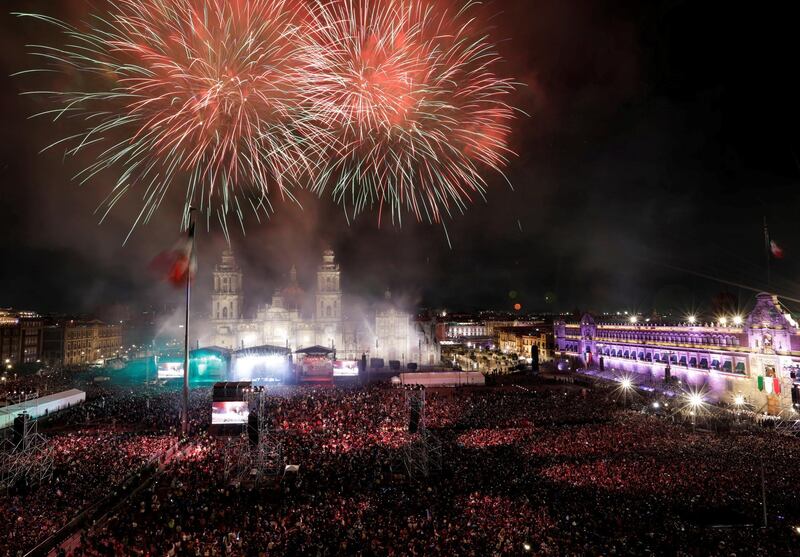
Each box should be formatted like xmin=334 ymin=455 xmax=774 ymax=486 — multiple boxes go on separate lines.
xmin=211 ymin=401 xmax=249 ymax=425
xmin=333 ymin=360 xmax=359 ymax=377
xmin=302 ymin=356 xmax=332 ymax=377
xmin=158 ymin=361 xmax=183 ymax=379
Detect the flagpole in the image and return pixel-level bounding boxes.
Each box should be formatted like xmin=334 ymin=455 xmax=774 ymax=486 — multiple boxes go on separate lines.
xmin=182 ymin=212 xmax=196 ymax=437
xmin=763 ymin=216 xmax=771 ymax=290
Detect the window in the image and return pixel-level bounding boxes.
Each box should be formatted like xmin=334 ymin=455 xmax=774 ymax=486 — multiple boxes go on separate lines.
xmin=222 ymin=307 xmax=228 ymax=319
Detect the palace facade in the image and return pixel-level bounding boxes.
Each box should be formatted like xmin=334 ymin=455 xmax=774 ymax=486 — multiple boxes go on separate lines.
xmin=555 ymin=293 xmax=800 ymax=414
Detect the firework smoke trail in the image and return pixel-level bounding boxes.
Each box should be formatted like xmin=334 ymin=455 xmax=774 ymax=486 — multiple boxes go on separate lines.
xmin=295 ymin=0 xmax=519 ymax=226
xmin=16 ymin=0 xmax=318 ymax=240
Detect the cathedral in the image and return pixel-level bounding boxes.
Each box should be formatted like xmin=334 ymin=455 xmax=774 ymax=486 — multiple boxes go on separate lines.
xmin=208 ymin=249 xmax=440 ymax=365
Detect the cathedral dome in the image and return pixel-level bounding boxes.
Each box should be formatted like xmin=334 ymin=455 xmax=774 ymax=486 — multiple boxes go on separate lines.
xmin=281 ymin=265 xmax=305 ymax=311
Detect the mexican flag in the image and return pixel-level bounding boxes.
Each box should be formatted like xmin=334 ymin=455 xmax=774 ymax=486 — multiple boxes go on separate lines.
xmin=149 ymin=223 xmax=196 ymax=287
xmin=757 ymin=376 xmax=781 ymax=394
xmin=770 ymin=240 xmax=784 ymax=259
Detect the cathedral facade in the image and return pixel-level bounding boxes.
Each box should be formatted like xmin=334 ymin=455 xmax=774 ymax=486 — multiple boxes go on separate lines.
xmin=208 ymin=250 xmax=440 ymax=365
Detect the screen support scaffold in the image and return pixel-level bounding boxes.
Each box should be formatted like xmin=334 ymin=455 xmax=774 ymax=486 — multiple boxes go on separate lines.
xmin=402 ymin=388 xmax=442 ymax=480
xmin=0 ymin=413 xmax=53 ymax=493
xmin=223 ymin=388 xmax=283 ymax=485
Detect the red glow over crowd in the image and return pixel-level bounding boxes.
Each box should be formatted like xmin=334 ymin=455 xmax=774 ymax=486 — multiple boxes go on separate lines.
xmin=0 ymin=375 xmax=799 ymax=556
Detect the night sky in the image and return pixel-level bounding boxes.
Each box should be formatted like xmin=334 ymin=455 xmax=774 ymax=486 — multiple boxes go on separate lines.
xmin=2 ymin=0 xmax=800 ymax=317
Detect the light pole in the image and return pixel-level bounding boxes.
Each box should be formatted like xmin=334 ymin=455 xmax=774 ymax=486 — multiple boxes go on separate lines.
xmin=687 ymin=392 xmax=703 ymax=432
xmin=180 ymin=211 xmax=196 ymax=437
xmin=734 ymin=394 xmax=745 ymax=422
xmin=621 ymin=378 xmax=633 ymax=408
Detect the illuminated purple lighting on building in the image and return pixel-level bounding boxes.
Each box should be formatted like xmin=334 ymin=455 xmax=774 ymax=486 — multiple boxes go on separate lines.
xmin=554 ymin=293 xmax=800 ymax=413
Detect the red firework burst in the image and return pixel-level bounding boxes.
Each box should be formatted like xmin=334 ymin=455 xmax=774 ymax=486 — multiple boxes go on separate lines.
xmin=295 ymin=0 xmax=518 ymax=224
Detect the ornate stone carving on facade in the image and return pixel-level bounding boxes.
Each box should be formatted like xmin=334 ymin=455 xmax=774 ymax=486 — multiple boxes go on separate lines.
xmin=744 ymin=293 xmax=796 ymax=332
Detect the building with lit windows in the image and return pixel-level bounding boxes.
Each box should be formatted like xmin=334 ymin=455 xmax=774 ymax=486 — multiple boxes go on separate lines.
xmin=0 ymin=309 xmax=43 ymax=366
xmin=554 ymin=293 xmax=800 ymax=413
xmin=43 ymin=319 xmax=123 ymax=366
xmin=497 ymin=326 xmax=552 ymax=362
xmin=436 ymin=319 xmax=538 ymax=349
xmin=442 ymin=322 xmax=487 ymax=340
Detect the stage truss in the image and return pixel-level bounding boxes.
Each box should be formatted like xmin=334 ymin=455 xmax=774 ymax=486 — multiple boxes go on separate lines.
xmin=223 ymin=389 xmax=283 ymax=485
xmin=0 ymin=413 xmax=53 ymax=492
xmin=402 ymin=388 xmax=442 ymax=480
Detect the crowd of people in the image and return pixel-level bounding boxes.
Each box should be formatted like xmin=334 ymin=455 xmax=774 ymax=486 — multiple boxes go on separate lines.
xmin=2 ymin=379 xmax=800 ymax=556
xmin=52 ymin=385 xmax=800 ymax=556
xmin=0 ymin=368 xmax=79 ymax=403
xmin=0 ymin=381 xmax=186 ymax=556
xmin=1 ymin=430 xmax=177 ymax=556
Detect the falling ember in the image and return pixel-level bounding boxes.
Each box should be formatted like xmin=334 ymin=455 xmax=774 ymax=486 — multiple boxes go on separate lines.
xmin=16 ymin=0 xmax=316 ymax=238
xmin=294 ymin=0 xmax=519 ymax=225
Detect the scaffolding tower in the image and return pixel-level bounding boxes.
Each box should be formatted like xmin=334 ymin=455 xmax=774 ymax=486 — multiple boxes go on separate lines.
xmin=402 ymin=388 xmax=442 ymax=480
xmin=224 ymin=389 xmax=283 ymax=484
xmin=0 ymin=412 xmax=53 ymax=493
xmin=223 ymin=435 xmax=248 ymax=482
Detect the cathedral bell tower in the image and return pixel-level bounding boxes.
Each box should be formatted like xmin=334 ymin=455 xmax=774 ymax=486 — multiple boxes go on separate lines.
xmin=315 ymin=249 xmax=341 ymax=322
xmin=212 ymin=250 xmax=243 ymax=321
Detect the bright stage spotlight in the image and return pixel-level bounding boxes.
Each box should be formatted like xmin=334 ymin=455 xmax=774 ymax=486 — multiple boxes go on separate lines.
xmin=233 ymin=353 xmax=288 ymax=383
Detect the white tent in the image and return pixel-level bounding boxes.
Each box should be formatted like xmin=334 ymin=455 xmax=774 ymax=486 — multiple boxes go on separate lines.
xmin=397 ymin=371 xmax=485 ymax=387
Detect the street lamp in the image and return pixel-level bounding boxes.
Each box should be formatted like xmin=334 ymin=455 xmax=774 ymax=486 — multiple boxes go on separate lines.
xmin=733 ymin=315 xmax=743 ymax=326
xmin=617 ymin=376 xmax=635 ymax=408
xmin=686 ymin=391 xmax=704 ymax=430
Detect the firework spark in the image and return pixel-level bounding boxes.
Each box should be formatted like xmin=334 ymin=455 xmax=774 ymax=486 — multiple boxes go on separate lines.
xmin=295 ymin=0 xmax=519 ymax=225
xmin=17 ymin=0 xmax=316 ymax=239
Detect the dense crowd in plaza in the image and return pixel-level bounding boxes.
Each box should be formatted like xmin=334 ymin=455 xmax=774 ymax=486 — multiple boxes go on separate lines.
xmin=2 ymin=379 xmax=800 ymax=556
xmin=0 ymin=369 xmax=78 ymax=402
xmin=1 ymin=430 xmax=177 ymax=556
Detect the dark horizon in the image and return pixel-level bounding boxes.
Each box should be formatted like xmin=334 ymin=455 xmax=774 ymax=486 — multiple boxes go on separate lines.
xmin=3 ymin=0 xmax=800 ymax=316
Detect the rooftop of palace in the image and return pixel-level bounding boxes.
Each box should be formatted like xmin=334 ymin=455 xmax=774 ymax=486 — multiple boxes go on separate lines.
xmin=562 ymin=321 xmax=749 ymax=332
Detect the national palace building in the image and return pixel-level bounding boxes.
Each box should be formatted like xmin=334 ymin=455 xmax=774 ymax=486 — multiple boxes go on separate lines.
xmin=555 ymin=293 xmax=800 ymax=414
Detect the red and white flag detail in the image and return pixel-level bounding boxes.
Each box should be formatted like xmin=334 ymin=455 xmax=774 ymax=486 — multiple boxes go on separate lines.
xmin=770 ymin=240 xmax=784 ymax=259
xmin=150 ymin=224 xmax=196 ymax=287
